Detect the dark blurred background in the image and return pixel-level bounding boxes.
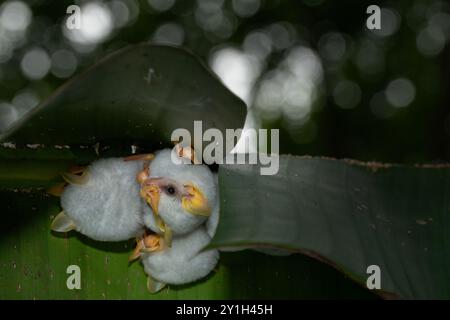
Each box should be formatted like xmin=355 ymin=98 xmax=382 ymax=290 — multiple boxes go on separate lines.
xmin=0 ymin=0 xmax=449 ymax=163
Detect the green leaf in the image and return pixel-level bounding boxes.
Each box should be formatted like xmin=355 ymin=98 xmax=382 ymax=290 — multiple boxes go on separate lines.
xmin=0 ymin=45 xmax=376 ymax=299
xmin=0 ymin=190 xmax=375 ymax=299
xmin=1 ymin=44 xmax=246 ymax=148
xmin=212 ymin=156 xmax=450 ymax=299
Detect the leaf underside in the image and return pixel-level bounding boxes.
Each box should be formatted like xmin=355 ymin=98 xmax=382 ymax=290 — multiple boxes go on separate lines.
xmin=0 ymin=44 xmax=246 ymax=150
xmin=0 ymin=44 xmax=424 ymax=299
xmin=0 ymin=190 xmax=375 ymax=299
xmin=0 ymin=149 xmax=376 ymax=299
xmin=212 ymin=156 xmax=450 ymax=299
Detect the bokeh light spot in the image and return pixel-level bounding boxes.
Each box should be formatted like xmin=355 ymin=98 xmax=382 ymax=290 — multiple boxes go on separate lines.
xmin=152 ymin=23 xmax=185 ymax=46
xmin=12 ymin=89 xmax=39 ymax=115
xmin=255 ymin=46 xmax=323 ymax=123
xmin=333 ymin=80 xmax=362 ymax=109
xmin=210 ymin=47 xmax=261 ymax=105
xmin=148 ymin=0 xmax=175 ymax=12
xmin=318 ymin=32 xmax=347 ymax=62
xmin=51 ymin=49 xmax=78 ymax=79
xmin=385 ymin=78 xmax=416 ymax=108
xmin=0 ymin=102 xmax=18 ymax=132
xmin=63 ymin=2 xmax=114 ymax=46
xmin=370 ymin=8 xmax=401 ymax=37
xmin=243 ymin=30 xmax=272 ymax=60
xmin=0 ymin=1 xmax=32 ymax=33
xmin=232 ymin=0 xmax=260 ymax=18
xmin=416 ymin=26 xmax=446 ymax=56
xmin=20 ymin=47 xmax=51 ymax=80
xmin=110 ymin=0 xmax=130 ymax=28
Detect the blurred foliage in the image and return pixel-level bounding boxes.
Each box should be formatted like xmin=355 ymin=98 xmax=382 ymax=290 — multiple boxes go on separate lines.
xmin=0 ymin=0 xmax=449 ymax=163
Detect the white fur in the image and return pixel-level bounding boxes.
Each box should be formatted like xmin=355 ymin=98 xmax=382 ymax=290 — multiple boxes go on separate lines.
xmin=60 ymin=158 xmax=145 ymax=241
xmin=143 ymin=149 xmax=219 ymax=236
xmin=141 ymin=227 xmax=219 ymax=285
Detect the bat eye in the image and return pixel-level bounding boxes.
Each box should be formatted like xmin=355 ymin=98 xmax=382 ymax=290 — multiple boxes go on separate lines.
xmin=166 ymin=185 xmax=176 ymax=196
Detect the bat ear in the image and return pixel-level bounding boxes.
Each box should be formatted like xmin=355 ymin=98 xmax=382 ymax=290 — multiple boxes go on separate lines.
xmin=51 ymin=211 xmax=77 ymax=232
xmin=174 ymin=143 xmax=200 ymax=164
xmin=62 ymin=171 xmax=89 ymax=185
xmin=123 ymin=153 xmax=154 ymax=184
xmin=46 ymin=182 xmax=66 ymax=197
xmin=147 ymin=275 xmax=166 ymax=294
xmin=182 ymin=184 xmax=211 ymax=217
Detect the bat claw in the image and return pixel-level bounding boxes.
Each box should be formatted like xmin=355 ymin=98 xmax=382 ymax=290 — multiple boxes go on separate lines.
xmin=174 ymin=144 xmax=199 ymax=164
xmin=51 ymin=211 xmax=76 ymax=233
xmin=46 ymin=182 xmax=66 ymax=197
xmin=123 ymin=153 xmax=154 ymax=162
xmin=62 ymin=170 xmax=89 ymax=185
xmin=147 ymin=275 xmax=166 ymax=294
xmin=129 ymin=233 xmax=164 ymax=261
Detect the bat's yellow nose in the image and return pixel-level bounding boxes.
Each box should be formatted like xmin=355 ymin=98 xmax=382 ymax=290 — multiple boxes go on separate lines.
xmin=182 ymin=184 xmax=211 ymax=217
